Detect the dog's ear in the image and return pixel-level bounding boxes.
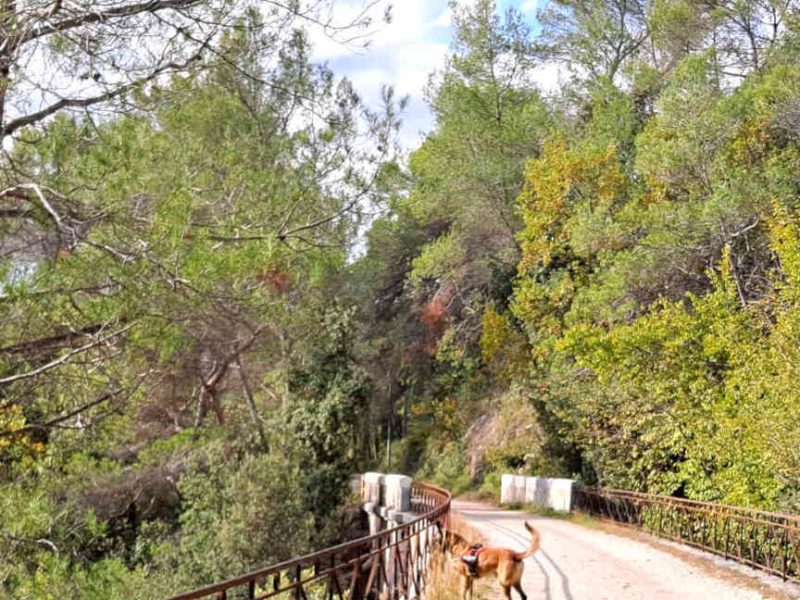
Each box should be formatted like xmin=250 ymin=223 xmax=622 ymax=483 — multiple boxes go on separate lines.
xmin=445 ymin=530 xmax=461 ymax=553
xmin=432 ymin=520 xmax=445 ymax=550
xmin=432 ymin=521 xmax=457 ymax=553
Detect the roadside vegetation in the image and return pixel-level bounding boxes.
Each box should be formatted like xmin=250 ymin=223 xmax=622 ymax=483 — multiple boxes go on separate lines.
xmin=369 ymin=0 xmax=800 ymax=515
xmin=427 ymin=514 xmax=490 ymax=600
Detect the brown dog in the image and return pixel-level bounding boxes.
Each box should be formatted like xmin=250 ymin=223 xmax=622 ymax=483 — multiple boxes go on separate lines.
xmin=442 ymin=522 xmax=540 ymax=600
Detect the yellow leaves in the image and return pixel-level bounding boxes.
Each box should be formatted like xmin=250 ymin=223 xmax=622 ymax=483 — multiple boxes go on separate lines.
xmin=480 ymin=305 xmax=529 ymax=382
xmin=513 ymin=136 xmax=629 ymax=376
xmin=768 ymin=203 xmax=800 ymax=305
xmin=516 ymin=135 xmax=626 ymax=272
xmin=729 ymin=116 xmax=771 ymax=165
xmin=480 ymin=305 xmax=512 ymax=362
xmin=593 ymin=144 xmax=626 ymax=208
xmin=517 ymin=136 xmax=573 ymax=272
xmin=409 ymin=403 xmax=428 ymax=417
xmin=640 ymin=174 xmax=669 ymax=205
xmin=0 ymin=404 xmax=43 ymax=460
xmin=2 ymin=404 xmax=27 ymax=432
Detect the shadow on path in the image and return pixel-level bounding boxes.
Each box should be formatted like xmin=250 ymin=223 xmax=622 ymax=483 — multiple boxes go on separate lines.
xmin=532 ymin=554 xmax=552 ymax=600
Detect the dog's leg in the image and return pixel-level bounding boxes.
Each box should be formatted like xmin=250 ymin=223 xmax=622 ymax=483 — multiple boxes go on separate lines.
xmin=460 ymin=575 xmax=471 ymax=600
xmin=501 ymin=585 xmax=512 ymax=600
xmin=513 ymin=582 xmax=527 ymax=600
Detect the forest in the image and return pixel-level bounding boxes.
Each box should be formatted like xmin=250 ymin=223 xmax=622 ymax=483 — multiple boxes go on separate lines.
xmin=2 ymin=0 xmax=800 ymax=597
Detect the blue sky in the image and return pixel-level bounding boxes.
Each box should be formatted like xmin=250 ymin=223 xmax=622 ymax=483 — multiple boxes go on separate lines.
xmin=309 ymin=0 xmax=552 ymax=150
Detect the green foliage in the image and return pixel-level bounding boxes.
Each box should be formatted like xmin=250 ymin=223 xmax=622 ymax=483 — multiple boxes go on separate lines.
xmin=505 ymin=40 xmax=800 ymax=509
xmin=176 ymin=446 xmax=314 ymax=589
xmin=10 ymin=0 xmax=800 ymax=594
xmin=386 ymin=0 xmax=800 ymax=517
xmin=0 ymin=10 xmax=396 ymax=597
xmin=286 ymin=307 xmax=371 ymax=469
xmin=416 ymin=439 xmax=473 ymax=497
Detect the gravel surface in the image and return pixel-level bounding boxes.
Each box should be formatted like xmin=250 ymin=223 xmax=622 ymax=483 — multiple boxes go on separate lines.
xmin=453 ymin=500 xmax=800 ymax=600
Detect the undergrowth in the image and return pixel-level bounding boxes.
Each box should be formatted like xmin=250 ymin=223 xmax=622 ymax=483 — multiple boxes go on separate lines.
xmin=426 ymin=514 xmax=494 ymax=600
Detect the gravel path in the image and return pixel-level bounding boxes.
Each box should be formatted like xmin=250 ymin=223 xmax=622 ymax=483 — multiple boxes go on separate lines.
xmin=453 ymin=500 xmax=799 ymax=600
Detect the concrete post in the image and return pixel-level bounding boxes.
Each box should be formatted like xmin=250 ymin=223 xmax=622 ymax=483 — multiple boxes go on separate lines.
xmin=549 ymin=478 xmax=574 ymax=512
xmin=501 ymin=473 xmax=575 ymax=512
xmin=525 ymin=477 xmax=538 ymax=504
xmin=384 ymin=474 xmax=412 ymax=512
xmin=500 ymin=474 xmax=515 ymax=503
xmin=359 ymin=471 xmax=429 ymax=598
xmin=500 ymin=474 xmax=527 ymax=503
xmin=534 ymin=477 xmax=548 ymax=507
xmin=362 ymin=472 xmax=384 ymax=504
xmin=363 ymin=472 xmax=385 ymax=535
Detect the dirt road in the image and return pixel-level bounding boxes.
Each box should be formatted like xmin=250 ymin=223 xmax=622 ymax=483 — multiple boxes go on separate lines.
xmin=453 ymin=500 xmax=799 ymax=600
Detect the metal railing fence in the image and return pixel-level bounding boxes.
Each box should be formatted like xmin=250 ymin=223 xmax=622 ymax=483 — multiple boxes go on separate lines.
xmin=168 ymin=482 xmax=451 ymax=600
xmin=573 ymin=486 xmax=800 ymax=582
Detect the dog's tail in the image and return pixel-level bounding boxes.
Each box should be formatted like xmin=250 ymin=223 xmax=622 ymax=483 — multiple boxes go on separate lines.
xmin=512 ymin=521 xmax=540 ymax=561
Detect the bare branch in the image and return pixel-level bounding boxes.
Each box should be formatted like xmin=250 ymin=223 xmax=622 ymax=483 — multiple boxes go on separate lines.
xmin=19 ymin=0 xmax=203 ymax=44
xmin=0 ymin=388 xmax=124 ymax=437
xmin=0 ymin=322 xmax=136 ymax=387
xmin=3 ymin=50 xmax=206 ymax=137
xmin=0 ymin=323 xmax=103 ymax=357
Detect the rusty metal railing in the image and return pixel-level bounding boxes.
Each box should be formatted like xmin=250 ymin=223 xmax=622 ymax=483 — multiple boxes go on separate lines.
xmin=573 ymin=486 xmax=800 ymax=582
xmin=168 ymin=482 xmax=451 ymax=600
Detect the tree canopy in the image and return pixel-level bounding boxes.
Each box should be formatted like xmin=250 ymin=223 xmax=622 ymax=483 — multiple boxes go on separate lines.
xmin=5 ymin=0 xmax=800 ymax=595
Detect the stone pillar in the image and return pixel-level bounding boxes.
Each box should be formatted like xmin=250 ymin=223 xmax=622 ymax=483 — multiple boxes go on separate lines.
xmin=524 ymin=477 xmax=538 ymax=504
xmin=549 ymin=478 xmax=574 ymax=512
xmin=500 ymin=474 xmax=514 ymax=503
xmin=501 ymin=474 xmax=527 ymax=503
xmin=513 ymin=475 xmax=526 ymax=503
xmin=362 ymin=472 xmax=385 ymax=535
xmin=502 ymin=473 xmax=575 ymax=512
xmin=384 ymin=474 xmax=412 ymax=512
xmin=534 ymin=477 xmax=548 ymax=507
xmin=359 ymin=471 xmax=432 ymax=597
xmin=362 ymin=472 xmax=384 ymax=504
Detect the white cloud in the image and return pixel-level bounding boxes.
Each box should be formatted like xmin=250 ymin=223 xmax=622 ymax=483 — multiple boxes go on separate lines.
xmin=309 ymin=0 xmax=558 ymax=151
xmin=308 ymin=0 xmax=452 ymax=149
xmin=518 ymin=0 xmax=539 ymax=15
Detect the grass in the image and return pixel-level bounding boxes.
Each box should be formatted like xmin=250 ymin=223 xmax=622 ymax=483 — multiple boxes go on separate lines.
xmin=426 ymin=514 xmax=496 ymax=600
xmin=456 ymin=488 xmax=497 ymax=503
xmin=498 ymin=502 xmax=573 ymax=520
xmin=495 ymin=501 xmax=605 ymax=531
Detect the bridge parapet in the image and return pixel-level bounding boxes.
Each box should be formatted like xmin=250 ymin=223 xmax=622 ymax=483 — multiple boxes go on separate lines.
xmin=572 ymin=486 xmax=800 ymax=584
xmin=361 ymin=472 xmax=416 ymax=532
xmin=503 ymin=473 xmax=800 ymax=586
xmin=500 ymin=474 xmax=574 ymax=512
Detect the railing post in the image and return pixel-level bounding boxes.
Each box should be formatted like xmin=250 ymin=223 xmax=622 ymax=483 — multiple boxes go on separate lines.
xmin=349 ymin=557 xmax=364 ymax=600
xmin=782 ymin=528 xmax=790 ymax=580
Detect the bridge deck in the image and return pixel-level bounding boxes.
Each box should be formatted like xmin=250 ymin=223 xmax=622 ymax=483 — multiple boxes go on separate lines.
xmin=454 ymin=500 xmax=800 ymax=600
